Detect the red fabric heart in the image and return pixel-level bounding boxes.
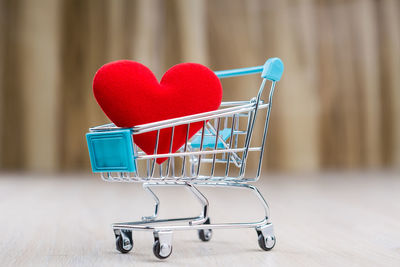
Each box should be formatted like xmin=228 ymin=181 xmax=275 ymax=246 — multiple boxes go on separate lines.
xmin=93 ymin=60 xmax=222 ymax=164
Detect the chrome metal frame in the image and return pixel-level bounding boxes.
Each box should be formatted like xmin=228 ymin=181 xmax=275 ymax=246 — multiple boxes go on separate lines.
xmin=90 ymin=64 xmax=280 ymax=258
xmin=94 ymin=99 xmax=271 ymax=183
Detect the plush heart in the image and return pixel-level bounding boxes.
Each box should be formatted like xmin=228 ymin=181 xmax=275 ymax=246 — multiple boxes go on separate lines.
xmin=93 ymin=60 xmax=222 ymax=164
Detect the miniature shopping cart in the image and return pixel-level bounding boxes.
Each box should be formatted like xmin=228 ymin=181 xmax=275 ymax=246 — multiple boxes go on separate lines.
xmin=86 ymin=57 xmax=284 ymax=259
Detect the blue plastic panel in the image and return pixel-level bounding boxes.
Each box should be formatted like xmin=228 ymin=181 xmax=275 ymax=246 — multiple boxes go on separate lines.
xmin=86 ymin=130 xmax=136 ymax=173
xmin=261 ymin=57 xmax=284 ymax=81
xmin=191 ymin=128 xmax=232 ymax=149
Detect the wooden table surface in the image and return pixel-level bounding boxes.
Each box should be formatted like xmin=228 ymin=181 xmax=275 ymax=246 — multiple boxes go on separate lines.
xmin=0 ymin=172 xmax=399 ymax=266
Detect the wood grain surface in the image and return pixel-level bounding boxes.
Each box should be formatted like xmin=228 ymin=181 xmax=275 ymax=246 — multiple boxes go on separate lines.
xmin=1 ymin=0 xmax=400 ymax=172
xmin=0 ymin=172 xmax=399 ymax=266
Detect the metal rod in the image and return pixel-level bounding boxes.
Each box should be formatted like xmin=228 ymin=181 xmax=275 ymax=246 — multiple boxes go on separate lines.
xmin=239 ymin=109 xmax=254 ymax=177
xmin=240 ymin=78 xmax=267 ymax=177
xmin=146 ymin=159 xmax=150 ymax=178
xmin=225 ymin=114 xmax=236 ymax=177
xmin=132 ymin=140 xmax=139 ymax=177
xmin=210 ymin=118 xmax=221 ymax=177
xmin=185 ymin=183 xmax=209 ymax=225
xmin=181 ymin=124 xmax=190 ymax=177
xmin=132 ymin=105 xmax=254 ymax=131
xmin=89 ymin=102 xmax=266 ymax=133
xmin=142 ymin=183 xmax=160 ymax=221
xmin=234 ymin=113 xmax=239 ymax=149
xmin=256 ymin=82 xmax=276 ymax=179
xmin=166 ymin=126 xmax=175 ymax=178
xmin=150 ymin=130 xmax=160 ymax=178
xmin=137 ymin=147 xmax=261 ymax=160
xmin=196 ymin=121 xmax=206 ymax=177
xmin=130 ymin=104 xmax=268 ymax=134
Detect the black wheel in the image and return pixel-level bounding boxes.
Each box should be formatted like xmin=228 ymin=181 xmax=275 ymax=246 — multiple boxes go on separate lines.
xmin=257 ymin=230 xmax=276 ymax=251
xmin=115 ymin=230 xmax=133 ymax=253
xmin=198 ymin=218 xmax=212 ymax=242
xmin=153 ymin=239 xmax=172 ymax=259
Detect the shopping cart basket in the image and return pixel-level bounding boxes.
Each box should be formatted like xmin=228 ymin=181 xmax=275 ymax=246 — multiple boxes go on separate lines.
xmin=86 ymin=57 xmax=284 ymax=259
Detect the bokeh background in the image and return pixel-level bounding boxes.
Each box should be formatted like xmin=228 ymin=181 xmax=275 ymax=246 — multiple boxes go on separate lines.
xmin=0 ymin=0 xmax=399 ymax=173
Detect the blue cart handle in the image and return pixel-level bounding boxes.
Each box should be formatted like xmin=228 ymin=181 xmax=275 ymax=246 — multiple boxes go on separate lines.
xmin=214 ymin=57 xmax=284 ymax=82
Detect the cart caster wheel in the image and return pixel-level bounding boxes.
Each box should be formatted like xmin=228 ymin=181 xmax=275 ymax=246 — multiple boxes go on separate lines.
xmin=257 ymin=230 xmax=276 ymax=251
xmin=198 ymin=218 xmax=212 ymax=242
xmin=115 ymin=230 xmax=133 ymax=253
xmin=153 ymin=239 xmax=172 ymax=259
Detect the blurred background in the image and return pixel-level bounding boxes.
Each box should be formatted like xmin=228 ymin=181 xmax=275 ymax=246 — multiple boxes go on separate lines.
xmin=0 ymin=0 xmax=399 ymax=173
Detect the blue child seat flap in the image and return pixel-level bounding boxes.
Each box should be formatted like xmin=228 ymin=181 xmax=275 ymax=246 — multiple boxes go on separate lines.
xmin=86 ymin=129 xmax=136 ymax=173
xmin=190 ymin=128 xmax=232 ymax=149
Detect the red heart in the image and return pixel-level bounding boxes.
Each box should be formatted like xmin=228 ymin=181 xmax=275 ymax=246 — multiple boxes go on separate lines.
xmin=93 ymin=60 xmax=222 ymax=164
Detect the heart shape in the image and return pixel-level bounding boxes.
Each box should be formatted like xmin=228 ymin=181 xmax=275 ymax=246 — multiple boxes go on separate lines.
xmin=93 ymin=60 xmax=222 ymax=163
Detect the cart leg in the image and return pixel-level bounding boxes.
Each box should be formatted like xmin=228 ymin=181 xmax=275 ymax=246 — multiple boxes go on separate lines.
xmin=142 ymin=183 xmax=160 ymax=221
xmin=185 ymin=183 xmax=209 ymax=225
xmin=194 ymin=183 xmax=275 ymax=250
xmin=238 ymin=183 xmax=275 ymax=250
xmin=141 ymin=182 xmax=209 ymax=225
xmin=232 ymin=183 xmax=271 ymax=223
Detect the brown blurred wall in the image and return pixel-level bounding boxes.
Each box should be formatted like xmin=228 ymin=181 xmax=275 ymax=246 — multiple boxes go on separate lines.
xmin=0 ymin=0 xmax=399 ymax=173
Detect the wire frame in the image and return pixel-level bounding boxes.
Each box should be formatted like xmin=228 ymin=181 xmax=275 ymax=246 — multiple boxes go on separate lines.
xmin=99 ymin=100 xmax=270 ymax=183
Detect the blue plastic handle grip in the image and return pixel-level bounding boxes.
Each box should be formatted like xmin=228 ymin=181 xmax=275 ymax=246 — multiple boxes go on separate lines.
xmin=261 ymin=58 xmax=284 ymax=81
xmin=214 ymin=66 xmax=264 ymax=78
xmin=214 ymin=57 xmax=284 ymax=81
